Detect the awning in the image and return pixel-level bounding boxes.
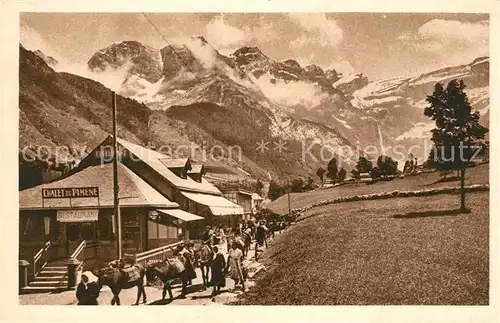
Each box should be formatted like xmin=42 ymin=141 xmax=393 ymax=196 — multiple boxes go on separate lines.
xmin=180 ymin=191 xmax=244 ymax=216
xmin=157 ymin=209 xmax=204 ymax=222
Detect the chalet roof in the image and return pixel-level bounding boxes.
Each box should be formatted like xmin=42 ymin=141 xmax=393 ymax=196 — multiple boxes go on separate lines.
xmin=159 ymin=157 xmax=190 ymax=169
xmin=252 ymin=193 xmax=263 ymax=200
xmin=19 ymin=163 xmax=179 ymax=210
xmin=180 ymin=191 xmax=244 ymax=216
xmin=158 ymin=209 xmax=203 ymax=222
xmin=115 ymin=137 xmax=221 ymax=195
xmin=188 ymin=164 xmax=204 ymax=174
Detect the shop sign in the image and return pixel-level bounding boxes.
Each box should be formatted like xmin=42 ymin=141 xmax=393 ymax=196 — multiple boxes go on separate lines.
xmin=42 ymin=187 xmax=99 ymax=199
xmin=57 ymin=209 xmax=99 ymax=223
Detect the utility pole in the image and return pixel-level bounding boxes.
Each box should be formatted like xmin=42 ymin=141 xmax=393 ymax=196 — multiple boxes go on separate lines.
xmin=112 ymin=91 xmax=122 ymax=260
xmin=287 ymin=179 xmax=291 ymax=218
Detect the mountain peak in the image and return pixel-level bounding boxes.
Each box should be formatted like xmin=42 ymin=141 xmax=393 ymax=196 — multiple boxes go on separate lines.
xmin=32 ymin=49 xmax=58 ymax=67
xmin=191 ymin=36 xmax=208 ymax=44
xmin=88 ymin=41 xmax=163 ymax=83
xmin=282 ymin=59 xmax=301 ymax=69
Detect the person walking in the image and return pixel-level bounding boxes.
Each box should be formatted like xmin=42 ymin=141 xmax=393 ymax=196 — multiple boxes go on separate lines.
xmin=226 ymin=241 xmax=246 ymax=291
xmin=202 ymin=226 xmax=213 ymax=245
xmin=209 ymin=245 xmax=226 ymax=296
xmin=218 ymin=226 xmax=226 ymax=245
xmin=254 ymin=221 xmax=268 ymax=260
xmin=76 ymin=272 xmax=100 ymax=305
xmin=180 ymin=242 xmax=197 ymax=286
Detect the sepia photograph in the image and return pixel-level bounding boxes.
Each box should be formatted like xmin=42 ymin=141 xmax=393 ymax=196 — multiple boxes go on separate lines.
xmin=7 ymin=6 xmax=495 ymax=312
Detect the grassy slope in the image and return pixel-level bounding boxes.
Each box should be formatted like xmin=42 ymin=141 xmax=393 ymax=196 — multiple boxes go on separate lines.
xmin=237 ymin=191 xmax=489 ymax=305
xmin=266 ymin=163 xmax=489 ymax=214
xmin=165 ymin=102 xmax=348 ymax=180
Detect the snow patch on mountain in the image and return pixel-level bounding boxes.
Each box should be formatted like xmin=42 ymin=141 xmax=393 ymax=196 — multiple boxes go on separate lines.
xmin=351 ymin=94 xmax=404 ymax=110
xmin=407 ymin=98 xmax=429 ymax=110
xmin=409 ymin=71 xmax=470 ymax=86
xmin=396 ymin=122 xmax=435 ymax=141
xmin=124 ymin=76 xmax=165 ymax=103
xmin=271 ymin=118 xmax=357 ymax=163
xmin=465 ymin=86 xmax=489 ymax=105
xmin=332 ymin=74 xmax=355 ymax=86
xmin=332 ymin=115 xmax=352 ymax=129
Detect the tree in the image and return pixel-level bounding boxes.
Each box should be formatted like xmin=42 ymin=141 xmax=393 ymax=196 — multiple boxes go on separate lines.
xmin=377 ymin=155 xmax=398 ymax=176
xmin=338 ymin=168 xmax=347 ymax=183
xmin=351 ymin=169 xmax=360 ymax=179
xmin=403 ymin=160 xmax=410 ymax=174
xmin=316 ymin=167 xmax=326 ymax=185
xmin=327 ymin=157 xmax=338 ymax=183
xmin=268 ymin=181 xmax=285 ymax=201
xmin=370 ymin=167 xmax=381 ymax=179
xmin=424 ymin=80 xmax=488 ymax=210
xmin=304 ymin=177 xmax=314 ymax=191
xmin=356 ymin=156 xmax=373 ymax=174
xmin=255 ymin=179 xmax=264 ymax=194
xmin=291 ymin=178 xmax=305 ymax=193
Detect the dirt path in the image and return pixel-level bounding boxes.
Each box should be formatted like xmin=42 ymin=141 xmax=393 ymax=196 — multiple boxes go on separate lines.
xmin=19 ymin=239 xmax=269 ymax=306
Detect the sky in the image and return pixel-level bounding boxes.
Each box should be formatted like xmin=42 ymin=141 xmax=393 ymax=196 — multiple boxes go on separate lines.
xmin=20 ymin=12 xmax=489 ymax=80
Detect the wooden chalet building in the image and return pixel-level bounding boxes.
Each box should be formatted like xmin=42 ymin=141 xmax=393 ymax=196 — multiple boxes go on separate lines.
xmin=19 ymin=135 xmax=243 ymax=284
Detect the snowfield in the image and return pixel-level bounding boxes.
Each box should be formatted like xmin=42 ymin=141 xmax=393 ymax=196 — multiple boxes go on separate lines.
xmin=408 ymin=71 xmax=470 ymax=86
xmin=396 ymin=122 xmax=434 ymax=141
xmin=332 ymin=115 xmax=352 ymax=129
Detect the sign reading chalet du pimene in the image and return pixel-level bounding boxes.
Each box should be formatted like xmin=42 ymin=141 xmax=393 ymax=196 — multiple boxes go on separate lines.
xmin=42 ymin=187 xmax=99 ymax=199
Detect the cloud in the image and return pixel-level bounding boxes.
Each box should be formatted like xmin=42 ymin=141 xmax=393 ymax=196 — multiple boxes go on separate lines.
xmin=288 ymin=13 xmax=343 ymax=48
xmin=184 ymin=37 xmax=218 ymax=69
xmin=205 ymin=15 xmax=247 ymax=50
xmin=21 ymin=25 xmax=135 ymax=92
xmin=203 ymin=15 xmax=278 ymax=55
xmin=325 ymin=59 xmax=355 ymax=75
xmin=21 ymin=25 xmax=60 ymax=59
xmin=252 ymin=72 xmax=328 ymax=108
xmin=398 ymin=19 xmax=489 ymax=65
xmin=417 ymin=19 xmax=488 ymax=43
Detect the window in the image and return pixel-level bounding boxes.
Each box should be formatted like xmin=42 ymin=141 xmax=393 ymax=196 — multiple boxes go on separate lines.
xmin=81 ymin=223 xmax=97 ymax=241
xmin=20 ymin=216 xmax=43 ymax=242
xmin=67 ymin=224 xmax=79 ymax=241
xmin=98 ymin=212 xmax=114 ymax=241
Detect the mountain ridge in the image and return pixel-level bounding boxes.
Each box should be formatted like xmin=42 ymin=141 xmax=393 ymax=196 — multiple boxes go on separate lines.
xmin=19 ymin=44 xmax=359 ymax=189
xmin=19 ymin=37 xmax=489 ymax=187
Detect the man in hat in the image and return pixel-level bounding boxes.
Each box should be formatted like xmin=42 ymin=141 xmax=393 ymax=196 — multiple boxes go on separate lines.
xmin=202 ymin=225 xmax=213 ymax=245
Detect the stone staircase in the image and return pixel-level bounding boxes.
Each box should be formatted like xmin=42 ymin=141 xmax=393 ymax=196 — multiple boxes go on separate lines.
xmin=21 ymin=259 xmax=70 ymax=294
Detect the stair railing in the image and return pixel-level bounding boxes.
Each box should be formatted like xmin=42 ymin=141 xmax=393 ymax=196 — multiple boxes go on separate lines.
xmin=135 ymin=241 xmax=185 ymax=268
xmin=33 ymin=241 xmax=51 ymax=278
xmin=70 ymin=240 xmax=86 ymax=271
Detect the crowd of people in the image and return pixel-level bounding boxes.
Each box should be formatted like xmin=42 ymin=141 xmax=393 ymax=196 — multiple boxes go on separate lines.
xmin=180 ymin=218 xmax=287 ymax=296
xmin=75 ymin=218 xmax=289 ymax=304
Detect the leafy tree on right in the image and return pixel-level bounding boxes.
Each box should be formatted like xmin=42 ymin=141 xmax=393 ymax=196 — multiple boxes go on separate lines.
xmin=424 ymin=80 xmax=488 ymax=211
xmin=355 ymin=156 xmax=373 ymax=174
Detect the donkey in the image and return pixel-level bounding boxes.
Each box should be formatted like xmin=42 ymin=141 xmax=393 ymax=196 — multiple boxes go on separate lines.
xmin=234 ymin=232 xmax=252 ymax=257
xmin=145 ymin=258 xmax=190 ymax=300
xmin=93 ymin=261 xmax=147 ymax=306
xmin=193 ymin=243 xmax=214 ymax=289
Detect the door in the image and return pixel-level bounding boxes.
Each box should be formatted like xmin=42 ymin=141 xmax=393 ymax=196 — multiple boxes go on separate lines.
xmin=65 ymin=222 xmax=98 ymax=257
xmin=66 ymin=223 xmax=81 ymax=257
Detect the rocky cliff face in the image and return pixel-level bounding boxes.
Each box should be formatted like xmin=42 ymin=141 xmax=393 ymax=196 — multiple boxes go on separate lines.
xmin=232 ymin=46 xmax=339 ymax=90
xmin=88 ymin=41 xmax=163 ymax=83
xmin=20 ymin=44 xmax=361 ymax=184
xmin=33 ymin=49 xmax=58 ymax=67
xmin=35 ymin=37 xmax=488 ymax=176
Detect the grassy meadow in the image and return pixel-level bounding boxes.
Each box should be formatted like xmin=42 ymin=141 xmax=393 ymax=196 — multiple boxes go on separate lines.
xmin=236 ymin=191 xmax=489 ymax=305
